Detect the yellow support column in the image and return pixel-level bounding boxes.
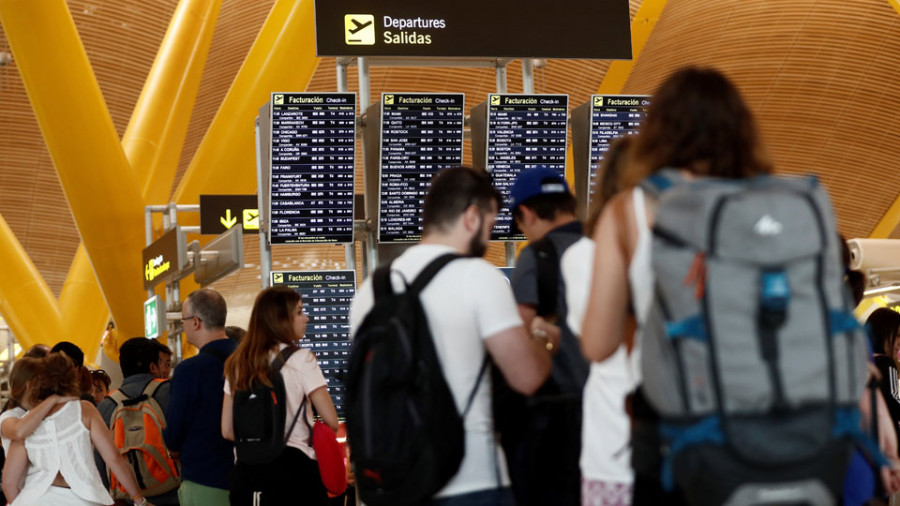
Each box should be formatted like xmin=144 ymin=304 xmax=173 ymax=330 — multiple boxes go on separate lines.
xmin=0 ymin=214 xmax=64 ymax=349
xmin=58 ymin=0 xmax=223 ymax=360
xmin=0 ymin=0 xmax=147 ymax=339
xmin=175 ymin=0 xmax=320 ymax=202
xmin=59 ymin=245 xmax=109 ymax=358
xmin=124 ymin=0 xmax=224 ymax=202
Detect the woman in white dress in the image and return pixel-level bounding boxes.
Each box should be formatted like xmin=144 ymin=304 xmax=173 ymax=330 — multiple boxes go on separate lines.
xmin=1 ymin=353 xmax=153 ymax=506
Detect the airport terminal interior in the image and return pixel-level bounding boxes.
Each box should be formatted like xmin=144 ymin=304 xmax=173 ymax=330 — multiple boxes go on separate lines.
xmin=0 ymin=0 xmax=899 ymax=382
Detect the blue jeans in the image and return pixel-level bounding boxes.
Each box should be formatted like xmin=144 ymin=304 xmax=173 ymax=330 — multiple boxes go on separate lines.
xmin=427 ymin=488 xmax=515 ymax=506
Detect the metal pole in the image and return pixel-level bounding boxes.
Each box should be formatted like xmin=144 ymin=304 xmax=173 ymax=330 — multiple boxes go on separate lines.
xmin=145 ymin=207 xmax=154 ymax=298
xmin=336 ymin=60 xmax=349 ymax=93
xmin=522 ymin=58 xmax=535 ymax=94
xmin=357 ymin=57 xmax=378 ymax=269
xmin=337 ymin=59 xmax=358 ymax=273
xmin=496 ymin=60 xmax=508 ymax=94
xmin=255 ymin=118 xmax=272 ymax=289
xmin=495 ymin=60 xmax=516 ymax=266
xmin=357 ymin=57 xmax=370 ymax=111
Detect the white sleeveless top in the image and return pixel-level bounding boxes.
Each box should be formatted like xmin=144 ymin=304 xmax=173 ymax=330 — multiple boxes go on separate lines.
xmin=627 ymin=187 xmax=654 ymax=384
xmin=12 ymin=401 xmax=113 ymax=505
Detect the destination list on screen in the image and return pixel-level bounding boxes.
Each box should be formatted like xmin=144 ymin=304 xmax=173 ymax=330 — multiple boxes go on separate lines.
xmin=379 ymin=93 xmax=464 ymax=242
xmin=589 ymin=95 xmax=649 ymax=203
xmin=271 ymin=270 xmax=356 ymax=419
xmin=486 ymin=94 xmax=568 ymax=241
xmin=269 ymin=92 xmax=356 ymax=244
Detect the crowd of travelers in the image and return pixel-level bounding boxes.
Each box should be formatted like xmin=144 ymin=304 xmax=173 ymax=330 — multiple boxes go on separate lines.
xmin=1 ymin=65 xmax=899 ymax=506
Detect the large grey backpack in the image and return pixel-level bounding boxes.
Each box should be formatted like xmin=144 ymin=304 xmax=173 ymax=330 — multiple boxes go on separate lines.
xmin=640 ymin=170 xmax=872 ymax=506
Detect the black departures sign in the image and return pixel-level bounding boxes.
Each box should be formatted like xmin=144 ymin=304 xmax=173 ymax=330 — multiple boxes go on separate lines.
xmin=271 ymin=270 xmax=356 ymax=419
xmin=379 ymin=93 xmax=464 ymax=243
xmin=486 ymin=94 xmax=568 ymax=241
xmin=588 ymin=95 xmax=649 ymax=205
xmin=314 ymin=0 xmax=632 ymax=59
xmin=268 ymin=92 xmax=356 ymax=244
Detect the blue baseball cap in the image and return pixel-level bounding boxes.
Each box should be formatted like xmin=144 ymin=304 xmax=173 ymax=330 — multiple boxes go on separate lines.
xmin=508 ymin=167 xmax=570 ymax=211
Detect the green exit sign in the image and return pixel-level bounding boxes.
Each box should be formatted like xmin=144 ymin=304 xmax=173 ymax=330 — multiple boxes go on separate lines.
xmin=144 ymin=295 xmax=165 ymax=339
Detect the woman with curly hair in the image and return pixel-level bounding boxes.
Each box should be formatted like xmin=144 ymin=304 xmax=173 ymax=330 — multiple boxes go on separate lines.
xmin=1 ymin=353 xmax=152 ymax=506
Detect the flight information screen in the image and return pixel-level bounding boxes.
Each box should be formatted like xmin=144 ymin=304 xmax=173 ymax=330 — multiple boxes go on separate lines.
xmin=588 ymin=95 xmax=649 ymax=204
xmin=379 ymin=93 xmax=465 ymax=242
xmin=268 ymin=92 xmax=356 ymax=244
xmin=271 ymin=270 xmax=356 ymax=419
xmin=485 ymin=94 xmax=568 ymax=241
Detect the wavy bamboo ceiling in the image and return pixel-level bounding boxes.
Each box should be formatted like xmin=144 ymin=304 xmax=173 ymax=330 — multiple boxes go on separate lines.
xmin=1 ymin=0 xmax=899 ymax=315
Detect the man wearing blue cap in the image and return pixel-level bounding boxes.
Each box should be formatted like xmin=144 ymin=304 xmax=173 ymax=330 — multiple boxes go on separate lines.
xmin=499 ymin=166 xmax=588 ymax=506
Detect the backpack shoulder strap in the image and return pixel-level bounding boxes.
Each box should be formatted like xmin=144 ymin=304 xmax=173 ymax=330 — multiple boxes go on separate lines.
xmin=371 ymin=263 xmax=395 ymax=299
xmin=409 ymin=253 xmax=461 ymax=294
xmin=273 ymin=346 xmax=299 ymax=374
xmin=639 ymin=168 xmax=686 ymax=199
xmin=531 ymin=238 xmax=559 ymax=318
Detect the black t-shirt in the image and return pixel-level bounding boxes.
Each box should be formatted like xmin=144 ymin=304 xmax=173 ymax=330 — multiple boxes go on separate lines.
xmin=874 ymin=354 xmax=900 ymax=428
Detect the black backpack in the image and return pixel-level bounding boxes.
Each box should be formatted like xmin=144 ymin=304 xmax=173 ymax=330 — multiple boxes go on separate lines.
xmin=232 ymin=346 xmax=305 ymax=465
xmin=346 ymin=253 xmax=487 ymax=506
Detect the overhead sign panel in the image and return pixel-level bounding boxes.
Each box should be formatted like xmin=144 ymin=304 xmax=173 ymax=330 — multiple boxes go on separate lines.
xmin=199 ymin=194 xmax=259 ymax=235
xmin=268 ymin=92 xmax=356 ymax=244
xmin=379 ymin=93 xmax=465 ymax=242
xmin=315 ymin=0 xmax=632 ymax=59
xmin=142 ymin=227 xmax=186 ymax=290
xmin=272 ymin=270 xmax=356 ymax=419
xmin=194 ymin=226 xmax=244 ymax=287
xmin=485 ymin=94 xmax=568 ymax=241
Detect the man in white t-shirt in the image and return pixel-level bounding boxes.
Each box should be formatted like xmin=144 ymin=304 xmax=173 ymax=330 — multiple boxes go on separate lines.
xmin=350 ymin=167 xmax=559 ymax=506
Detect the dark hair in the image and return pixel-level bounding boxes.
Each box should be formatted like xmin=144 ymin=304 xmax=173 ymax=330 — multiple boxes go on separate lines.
xmin=866 ymin=308 xmax=900 ymax=357
xmin=225 ymin=326 xmax=246 ymax=343
xmin=118 ymin=338 xmax=159 ymax=377
xmin=90 ymin=369 xmax=111 ymax=389
xmin=150 ymin=339 xmax=173 ymax=358
xmin=50 ymin=341 xmax=84 ymax=368
xmin=512 ymin=191 xmax=576 ymax=223
xmin=422 ymin=167 xmax=502 ymax=236
xmin=8 ymin=357 xmax=44 ymax=409
xmin=628 ymin=67 xmax=772 ymax=186
xmin=186 ymin=289 xmax=227 ymax=329
xmin=31 ymin=354 xmax=80 ymax=404
xmin=225 ymin=286 xmax=301 ymax=390
xmin=584 ymin=135 xmax=635 ymax=236
xmin=23 ymin=344 xmax=50 ymax=359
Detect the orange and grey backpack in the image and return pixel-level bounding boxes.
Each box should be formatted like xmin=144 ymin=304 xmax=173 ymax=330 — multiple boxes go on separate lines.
xmin=107 ymin=378 xmax=181 ymax=499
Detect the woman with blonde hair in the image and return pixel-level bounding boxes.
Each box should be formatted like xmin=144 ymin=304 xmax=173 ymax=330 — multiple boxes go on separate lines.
xmin=222 ymin=285 xmax=339 ymax=505
xmin=2 ymin=353 xmax=151 ymax=505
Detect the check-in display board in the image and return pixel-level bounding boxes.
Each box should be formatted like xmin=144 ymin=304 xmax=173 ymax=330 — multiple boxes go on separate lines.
xmin=588 ymin=95 xmax=649 ymax=204
xmin=272 ymin=270 xmax=356 ymax=419
xmin=379 ymin=93 xmax=464 ymax=242
xmin=486 ymin=94 xmax=568 ymax=241
xmin=268 ymin=92 xmax=356 ymax=244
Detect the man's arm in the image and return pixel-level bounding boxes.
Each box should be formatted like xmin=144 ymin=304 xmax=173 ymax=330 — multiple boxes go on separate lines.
xmin=485 ymin=321 xmax=556 ymax=395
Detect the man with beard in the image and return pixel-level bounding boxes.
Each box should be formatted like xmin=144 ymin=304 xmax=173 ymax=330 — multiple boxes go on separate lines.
xmin=350 ymin=166 xmax=559 ymax=505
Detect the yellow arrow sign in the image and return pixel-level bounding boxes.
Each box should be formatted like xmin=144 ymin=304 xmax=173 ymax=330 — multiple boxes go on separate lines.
xmin=220 ymin=209 xmax=237 ymax=229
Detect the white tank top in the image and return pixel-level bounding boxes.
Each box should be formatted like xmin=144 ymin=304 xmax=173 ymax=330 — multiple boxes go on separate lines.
xmin=13 ymin=401 xmax=113 ymax=506
xmin=627 ymin=187 xmax=654 ymax=384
